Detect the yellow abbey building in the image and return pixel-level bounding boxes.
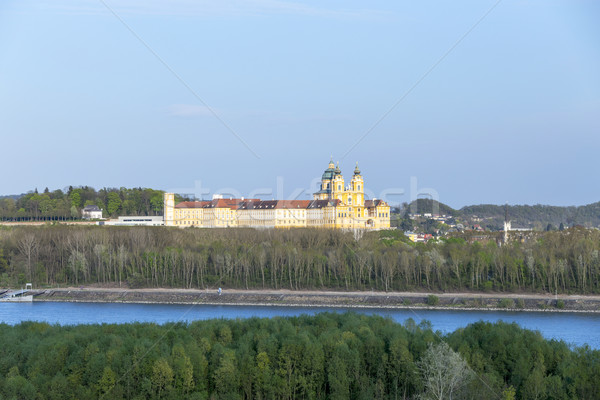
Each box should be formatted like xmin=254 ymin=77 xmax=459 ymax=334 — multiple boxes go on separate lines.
xmin=163 ymin=160 xmax=390 ymax=230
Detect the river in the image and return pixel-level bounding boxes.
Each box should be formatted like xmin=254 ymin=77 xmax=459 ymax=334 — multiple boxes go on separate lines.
xmin=1 ymin=302 xmax=599 ymax=349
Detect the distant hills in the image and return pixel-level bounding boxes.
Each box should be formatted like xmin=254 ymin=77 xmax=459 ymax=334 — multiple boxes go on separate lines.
xmin=397 ymin=198 xmax=600 ymax=230
xmin=0 ymin=193 xmax=25 ymax=200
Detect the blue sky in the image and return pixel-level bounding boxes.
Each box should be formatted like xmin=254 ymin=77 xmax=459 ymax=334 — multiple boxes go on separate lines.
xmin=1 ymin=0 xmax=598 ymax=208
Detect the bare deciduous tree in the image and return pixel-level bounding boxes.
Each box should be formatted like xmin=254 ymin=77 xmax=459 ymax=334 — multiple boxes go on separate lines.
xmin=17 ymin=232 xmax=38 ymax=281
xmin=418 ymin=342 xmax=474 ymax=400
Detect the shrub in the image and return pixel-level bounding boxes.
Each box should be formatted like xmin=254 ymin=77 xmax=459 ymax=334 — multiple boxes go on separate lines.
xmin=427 ymin=295 xmax=439 ymax=306
xmin=483 ymin=281 xmax=493 ymax=292
xmin=498 ymin=299 xmax=514 ymax=309
xmin=556 ymin=299 xmax=565 ymax=309
xmin=127 ymin=273 xmax=146 ymax=289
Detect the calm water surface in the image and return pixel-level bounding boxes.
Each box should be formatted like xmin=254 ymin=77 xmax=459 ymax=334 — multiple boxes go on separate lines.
xmin=1 ymin=302 xmax=599 ymax=349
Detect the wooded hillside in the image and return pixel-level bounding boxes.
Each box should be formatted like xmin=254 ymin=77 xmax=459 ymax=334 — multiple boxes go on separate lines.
xmin=397 ymin=199 xmax=600 ymax=230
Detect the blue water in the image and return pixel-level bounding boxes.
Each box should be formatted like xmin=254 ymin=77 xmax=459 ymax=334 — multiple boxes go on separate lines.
xmin=1 ymin=302 xmax=599 ymax=349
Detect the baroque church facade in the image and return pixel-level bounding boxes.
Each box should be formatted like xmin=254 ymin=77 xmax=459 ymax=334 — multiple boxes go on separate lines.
xmin=163 ymin=160 xmax=390 ymax=230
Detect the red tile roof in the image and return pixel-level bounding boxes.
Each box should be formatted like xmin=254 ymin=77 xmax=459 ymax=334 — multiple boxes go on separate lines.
xmin=175 ymin=201 xmax=210 ymax=209
xmin=274 ymin=200 xmax=311 ymax=209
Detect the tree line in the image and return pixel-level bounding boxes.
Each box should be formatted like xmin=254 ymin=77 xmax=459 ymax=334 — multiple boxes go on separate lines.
xmin=0 ymin=313 xmax=598 ymax=399
xmin=0 ymin=186 xmax=171 ymax=221
xmin=1 ymin=225 xmax=600 ymax=294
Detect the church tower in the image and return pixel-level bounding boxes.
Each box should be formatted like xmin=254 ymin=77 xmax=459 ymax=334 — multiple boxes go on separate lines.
xmin=331 ymin=162 xmax=345 ymax=201
xmin=350 ymin=162 xmax=364 ymax=204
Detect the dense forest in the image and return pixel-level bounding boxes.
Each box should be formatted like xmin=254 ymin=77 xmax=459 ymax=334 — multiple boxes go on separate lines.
xmin=1 ymin=226 xmax=600 ymax=294
xmin=395 ymin=199 xmax=600 ymax=230
xmin=0 ymin=313 xmax=597 ymax=399
xmin=0 ymin=187 xmax=173 ymax=221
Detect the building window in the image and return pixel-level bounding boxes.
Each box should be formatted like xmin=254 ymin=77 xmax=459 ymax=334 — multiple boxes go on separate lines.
xmin=358 ymin=185 xmax=361 ymax=191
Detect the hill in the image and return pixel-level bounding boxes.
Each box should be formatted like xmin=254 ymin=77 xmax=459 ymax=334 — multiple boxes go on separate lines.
xmin=0 ymin=193 xmax=25 ymax=200
xmin=397 ymin=199 xmax=600 ymax=230
xmin=460 ymin=202 xmax=600 ymax=230
xmin=400 ymin=198 xmax=458 ymax=217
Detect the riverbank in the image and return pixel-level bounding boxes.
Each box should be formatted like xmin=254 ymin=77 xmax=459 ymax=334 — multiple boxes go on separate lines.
xmin=26 ymin=287 xmax=600 ymax=313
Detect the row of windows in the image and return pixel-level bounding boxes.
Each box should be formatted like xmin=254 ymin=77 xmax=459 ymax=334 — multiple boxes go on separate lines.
xmin=337 ymin=212 xmax=362 ymax=218
xmin=173 ymin=211 xmax=388 ymax=225
xmin=325 ymin=182 xmax=362 ymax=191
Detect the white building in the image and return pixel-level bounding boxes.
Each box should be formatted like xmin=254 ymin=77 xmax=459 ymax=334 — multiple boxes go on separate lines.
xmin=82 ymin=205 xmax=103 ymax=219
xmin=98 ymin=216 xmax=164 ymax=226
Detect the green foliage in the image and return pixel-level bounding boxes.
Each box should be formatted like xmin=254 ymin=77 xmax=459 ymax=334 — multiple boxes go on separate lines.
xmin=427 ymin=295 xmax=439 ymax=306
xmin=106 ymin=192 xmax=122 ymax=217
xmin=503 ymin=386 xmax=516 ymax=400
xmin=70 ymin=191 xmax=81 ymax=209
xmin=0 ymin=186 xmax=169 ymax=221
xmin=0 ymin=315 xmax=597 ymax=400
xmin=556 ymin=299 xmax=565 ymax=309
xmin=499 ymin=298 xmax=515 ymax=309
xmin=0 ymin=248 xmax=8 ymax=273
xmin=483 ymin=280 xmax=493 ymax=292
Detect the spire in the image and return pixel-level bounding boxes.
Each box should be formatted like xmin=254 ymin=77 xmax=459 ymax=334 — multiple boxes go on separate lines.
xmin=328 ymin=156 xmax=335 ymax=169
xmin=335 ymin=162 xmax=341 ymax=175
xmin=354 ymin=162 xmax=361 ymax=175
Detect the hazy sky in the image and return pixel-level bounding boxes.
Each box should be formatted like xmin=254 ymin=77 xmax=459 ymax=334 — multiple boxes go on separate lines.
xmin=1 ymin=0 xmax=598 ymax=208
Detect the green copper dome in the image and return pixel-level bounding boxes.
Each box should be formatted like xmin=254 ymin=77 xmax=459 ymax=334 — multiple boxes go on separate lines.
xmin=322 ymin=158 xmax=336 ymax=180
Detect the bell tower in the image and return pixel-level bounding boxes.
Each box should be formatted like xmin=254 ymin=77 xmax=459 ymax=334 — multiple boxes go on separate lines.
xmin=350 ymin=162 xmax=364 ymax=205
xmin=331 ymin=162 xmax=345 ymax=200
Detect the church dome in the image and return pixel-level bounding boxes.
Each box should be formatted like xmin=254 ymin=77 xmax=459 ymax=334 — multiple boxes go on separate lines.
xmin=322 ymin=167 xmax=335 ymax=180
xmin=322 ymin=158 xmax=336 ymax=180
